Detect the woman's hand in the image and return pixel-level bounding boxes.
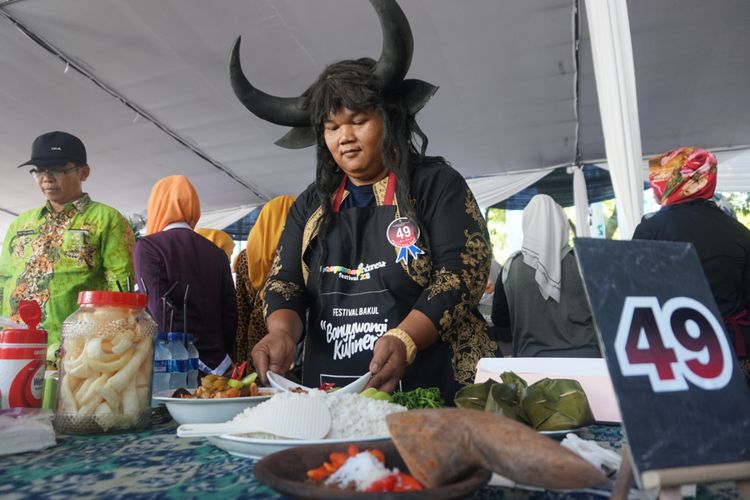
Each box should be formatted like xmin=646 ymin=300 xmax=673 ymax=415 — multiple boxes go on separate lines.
xmin=367 ymin=335 xmax=408 ymax=393
xmin=254 ymin=309 xmax=303 ymax=385
xmin=251 ymin=331 xmax=296 ymax=385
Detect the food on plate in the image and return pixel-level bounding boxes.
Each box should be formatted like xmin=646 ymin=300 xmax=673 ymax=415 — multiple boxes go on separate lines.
xmin=175 ymin=373 xmax=260 ymax=399
xmin=359 ymin=387 xmax=391 ymax=401
xmin=387 ymin=408 xmax=607 ymax=490
xmin=288 ymin=386 xmax=309 ymax=394
xmin=454 ymin=372 xmax=594 ymax=431
xmin=307 ymin=444 xmax=423 ymax=492
xmin=389 ymin=387 xmax=443 ymax=409
xmin=174 ymin=361 xmax=263 ymax=399
xmin=232 ymin=390 xmax=406 ymax=440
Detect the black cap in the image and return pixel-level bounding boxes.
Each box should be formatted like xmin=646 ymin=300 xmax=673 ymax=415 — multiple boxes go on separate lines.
xmin=17 ymin=131 xmax=87 ymax=168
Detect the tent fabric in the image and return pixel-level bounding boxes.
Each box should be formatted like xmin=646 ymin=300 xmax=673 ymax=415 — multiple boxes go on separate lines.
xmin=584 ymin=0 xmax=644 ymax=238
xmin=0 ymin=0 xmax=749 ymax=241
xmin=489 ymin=165 xmax=619 ymax=211
xmin=218 ymin=205 xmax=264 ymax=241
xmin=467 ymin=169 xmax=552 ymax=214
xmin=195 ymin=204 xmax=259 ymax=236
xmin=572 ymin=166 xmax=591 ymax=237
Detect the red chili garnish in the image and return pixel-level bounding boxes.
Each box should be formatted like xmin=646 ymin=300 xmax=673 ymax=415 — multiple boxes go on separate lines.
xmin=365 ymin=474 xmax=397 ymax=492
xmin=368 ymin=449 xmax=385 ymax=463
xmin=319 ymin=382 xmax=336 ymax=392
xmin=306 ymin=444 xmax=424 ymax=493
xmin=230 ymin=360 xmax=248 ymax=380
xmin=306 ymin=464 xmax=333 ymax=482
xmin=328 ymin=452 xmax=348 ymax=469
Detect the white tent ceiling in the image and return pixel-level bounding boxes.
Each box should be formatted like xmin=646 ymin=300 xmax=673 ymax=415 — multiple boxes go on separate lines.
xmin=1 ymin=0 xmax=749 ymax=236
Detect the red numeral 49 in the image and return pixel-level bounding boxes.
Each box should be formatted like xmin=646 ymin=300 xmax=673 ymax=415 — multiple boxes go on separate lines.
xmin=614 ymin=297 xmax=733 ymax=392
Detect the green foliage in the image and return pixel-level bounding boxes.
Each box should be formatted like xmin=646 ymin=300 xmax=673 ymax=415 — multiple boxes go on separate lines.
xmin=486 ymin=207 xmax=508 ymax=263
xmin=723 ymin=192 xmax=750 ymax=229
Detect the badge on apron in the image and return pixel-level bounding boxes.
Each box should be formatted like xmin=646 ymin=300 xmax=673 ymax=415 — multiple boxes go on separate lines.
xmin=386 ymin=217 xmax=424 ymax=264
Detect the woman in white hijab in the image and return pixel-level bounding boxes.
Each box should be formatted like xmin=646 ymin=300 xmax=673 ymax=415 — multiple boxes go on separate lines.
xmin=491 ymin=194 xmax=600 ymax=358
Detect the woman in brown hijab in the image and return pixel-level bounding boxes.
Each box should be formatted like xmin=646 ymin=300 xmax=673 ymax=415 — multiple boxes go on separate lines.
xmin=233 ymin=196 xmax=295 ymax=364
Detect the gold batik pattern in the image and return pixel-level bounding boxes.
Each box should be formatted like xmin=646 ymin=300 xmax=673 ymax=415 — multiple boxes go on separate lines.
xmin=440 ymin=188 xmax=497 ymax=384
xmin=268 ymin=246 xmax=283 ymax=280
xmin=449 ymin=313 xmax=498 ymax=385
xmin=300 ymin=206 xmax=323 ymax=284
xmin=264 ymin=244 xmax=304 ymax=311
xmin=461 ymin=229 xmax=491 ymax=304
xmin=264 ymin=280 xmax=303 ymax=303
xmin=427 ymin=268 xmax=462 ymax=301
xmin=372 ymin=176 xmax=389 ymax=205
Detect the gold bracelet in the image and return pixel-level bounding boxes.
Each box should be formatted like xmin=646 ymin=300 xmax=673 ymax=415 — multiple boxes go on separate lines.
xmin=384 ymin=328 xmax=417 ymax=365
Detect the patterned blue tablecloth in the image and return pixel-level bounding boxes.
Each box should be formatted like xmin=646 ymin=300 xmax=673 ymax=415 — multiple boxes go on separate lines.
xmin=0 ymin=414 xmax=740 ymax=499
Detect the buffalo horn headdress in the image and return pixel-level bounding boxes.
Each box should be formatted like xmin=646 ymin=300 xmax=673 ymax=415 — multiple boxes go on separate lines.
xmin=229 ymin=0 xmax=437 ymax=149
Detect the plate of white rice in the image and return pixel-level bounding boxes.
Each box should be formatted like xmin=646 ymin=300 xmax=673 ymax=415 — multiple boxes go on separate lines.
xmin=206 ymin=390 xmax=407 ymax=459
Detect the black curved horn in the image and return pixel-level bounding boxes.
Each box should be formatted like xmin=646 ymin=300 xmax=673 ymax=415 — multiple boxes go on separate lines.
xmin=370 ymin=0 xmax=414 ymax=91
xmin=228 ymin=36 xmax=310 ymax=127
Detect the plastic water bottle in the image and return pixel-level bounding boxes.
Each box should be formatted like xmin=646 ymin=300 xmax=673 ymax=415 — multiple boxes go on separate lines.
xmin=151 ymin=333 xmax=171 ymax=405
xmin=185 ymin=333 xmax=200 ymax=388
xmin=167 ymin=332 xmax=188 ymax=390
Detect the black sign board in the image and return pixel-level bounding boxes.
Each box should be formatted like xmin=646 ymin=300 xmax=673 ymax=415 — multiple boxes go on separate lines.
xmin=574 ymin=238 xmax=750 ymax=487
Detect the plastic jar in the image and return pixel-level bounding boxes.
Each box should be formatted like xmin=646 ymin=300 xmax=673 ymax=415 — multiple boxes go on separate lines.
xmin=0 ymin=301 xmax=47 ymax=409
xmin=55 ymin=291 xmax=156 ymax=434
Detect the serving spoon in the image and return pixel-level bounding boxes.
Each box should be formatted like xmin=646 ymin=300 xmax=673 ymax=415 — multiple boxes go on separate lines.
xmin=176 ymin=396 xmax=331 ymax=439
xmin=266 ymin=371 xmax=372 ymax=394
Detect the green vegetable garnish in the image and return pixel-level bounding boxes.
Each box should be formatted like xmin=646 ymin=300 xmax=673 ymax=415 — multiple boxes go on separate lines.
xmin=240 ymin=372 xmax=257 ymax=386
xmin=390 ymin=387 xmax=443 ymax=409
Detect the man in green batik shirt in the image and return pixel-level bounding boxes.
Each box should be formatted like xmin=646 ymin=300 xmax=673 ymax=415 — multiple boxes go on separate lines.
xmin=0 ymin=131 xmax=135 ymax=347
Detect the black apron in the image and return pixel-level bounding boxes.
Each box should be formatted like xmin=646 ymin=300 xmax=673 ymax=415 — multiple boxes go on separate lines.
xmin=303 ymin=172 xmax=458 ymax=397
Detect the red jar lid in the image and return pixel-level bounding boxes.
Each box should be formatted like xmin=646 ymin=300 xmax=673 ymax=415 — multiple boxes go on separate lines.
xmin=77 ymin=291 xmax=147 ymax=308
xmin=0 ymin=329 xmax=47 ymax=344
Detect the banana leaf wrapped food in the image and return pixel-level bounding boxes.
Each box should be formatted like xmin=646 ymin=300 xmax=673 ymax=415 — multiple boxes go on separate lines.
xmin=522 ymin=378 xmax=595 ymax=431
xmin=453 ymin=372 xmax=595 ymax=431
xmin=454 ymin=376 xmax=526 ymax=422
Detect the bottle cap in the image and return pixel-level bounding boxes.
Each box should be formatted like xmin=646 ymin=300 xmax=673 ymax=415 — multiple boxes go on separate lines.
xmin=78 ymin=291 xmax=147 ymax=308
xmin=167 ymin=332 xmax=184 ymax=343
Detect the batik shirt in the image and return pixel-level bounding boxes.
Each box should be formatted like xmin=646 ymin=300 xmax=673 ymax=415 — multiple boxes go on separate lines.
xmin=0 ymin=194 xmax=135 ymax=345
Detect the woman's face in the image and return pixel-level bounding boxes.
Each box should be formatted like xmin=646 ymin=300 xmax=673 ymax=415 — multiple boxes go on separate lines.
xmin=323 ymin=107 xmax=387 ymax=186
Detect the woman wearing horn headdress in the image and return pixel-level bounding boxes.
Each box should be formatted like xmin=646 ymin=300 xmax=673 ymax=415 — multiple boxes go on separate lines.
xmin=232 ymin=0 xmax=499 ymax=401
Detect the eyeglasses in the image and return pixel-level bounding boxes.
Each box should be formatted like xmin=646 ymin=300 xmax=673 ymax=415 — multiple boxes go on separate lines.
xmin=29 ymin=166 xmax=81 ymax=179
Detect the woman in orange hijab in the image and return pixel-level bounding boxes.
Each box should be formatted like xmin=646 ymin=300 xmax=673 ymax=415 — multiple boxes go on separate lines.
xmin=135 ymin=175 xmax=238 ymax=376
xmin=233 ymin=195 xmax=295 ymax=364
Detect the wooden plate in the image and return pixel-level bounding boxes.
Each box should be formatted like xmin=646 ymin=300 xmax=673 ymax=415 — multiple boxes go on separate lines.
xmin=253 ymin=439 xmax=491 ymax=499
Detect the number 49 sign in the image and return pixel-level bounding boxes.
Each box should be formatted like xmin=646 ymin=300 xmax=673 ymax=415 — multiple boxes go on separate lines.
xmin=615 ymin=296 xmax=734 ymax=392
xmin=575 ymin=238 xmax=750 ymax=481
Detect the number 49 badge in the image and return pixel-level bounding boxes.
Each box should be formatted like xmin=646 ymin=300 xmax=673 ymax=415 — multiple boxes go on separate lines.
xmin=386 ymin=217 xmax=424 ymax=265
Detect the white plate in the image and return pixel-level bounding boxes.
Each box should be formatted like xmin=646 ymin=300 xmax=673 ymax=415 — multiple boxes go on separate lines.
xmin=153 ymin=388 xmax=279 ymax=425
xmin=207 ymin=433 xmax=390 ymax=460
xmin=538 ymin=426 xmax=588 ymax=436
xmin=265 ymin=371 xmax=372 ymax=394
